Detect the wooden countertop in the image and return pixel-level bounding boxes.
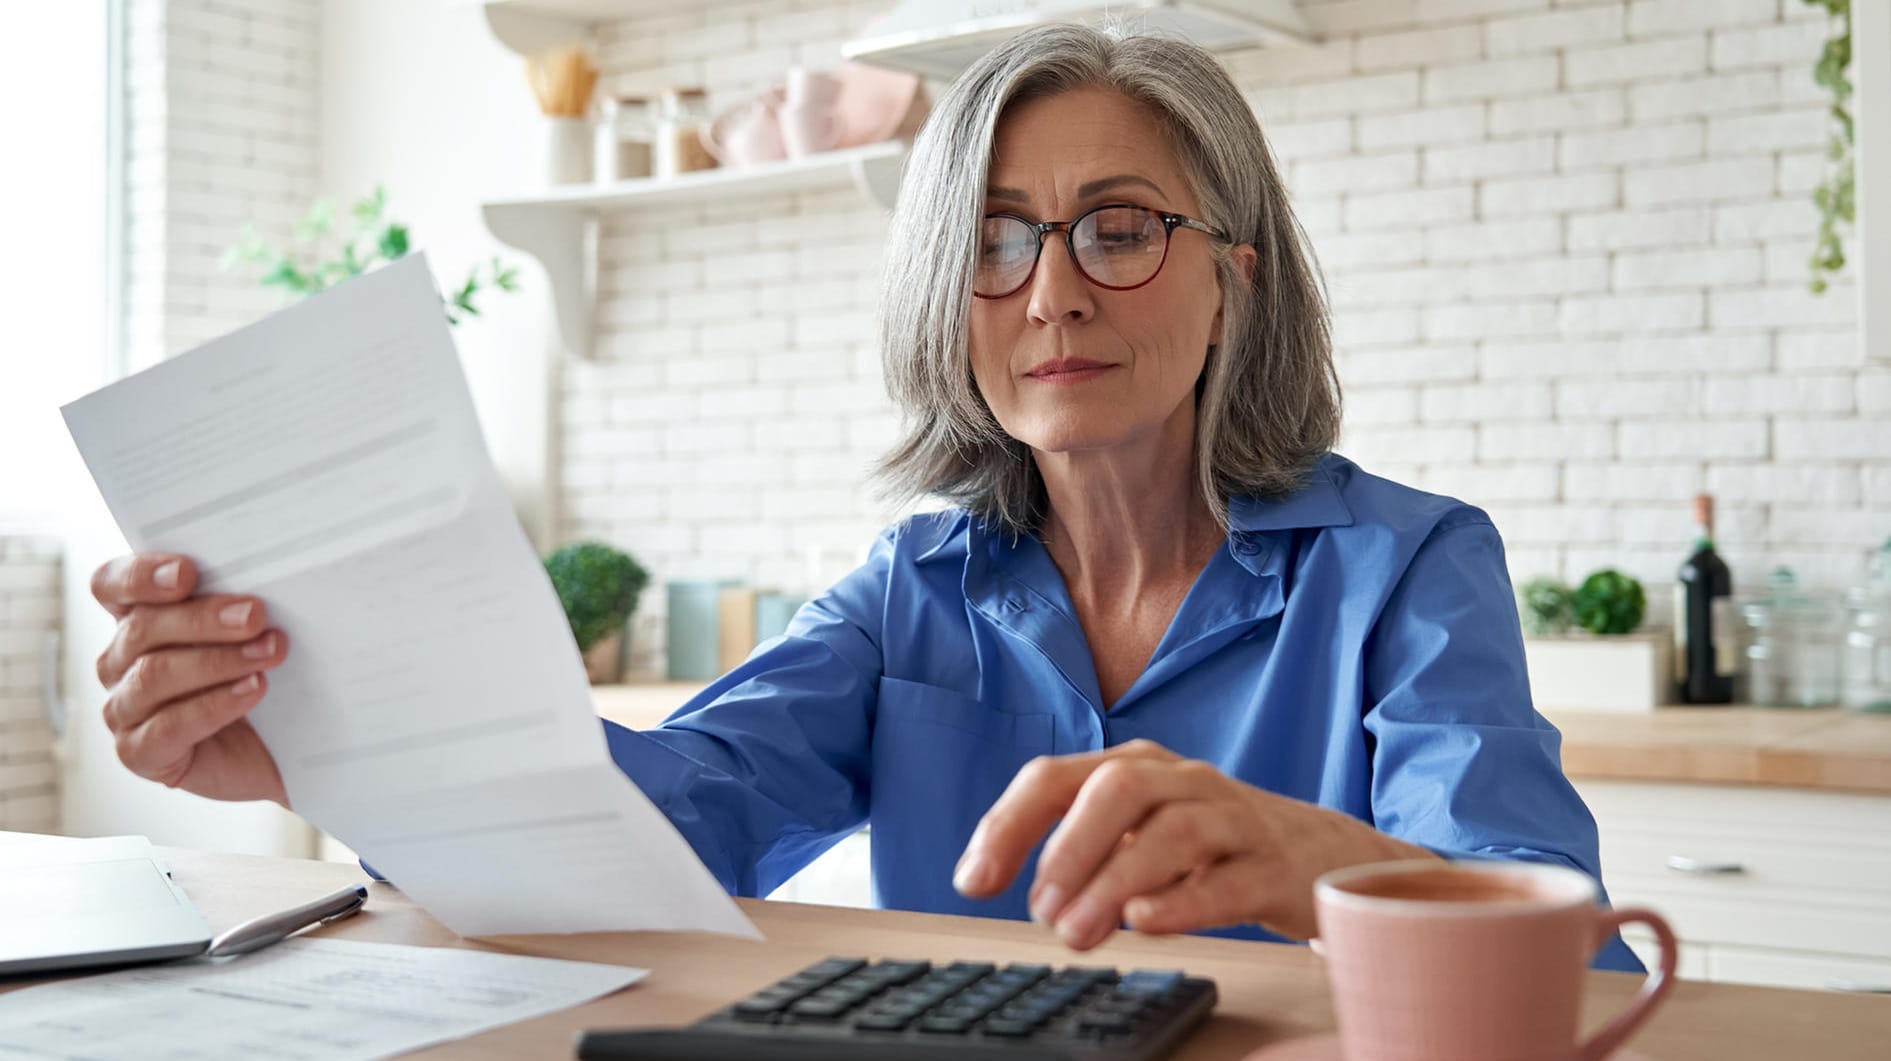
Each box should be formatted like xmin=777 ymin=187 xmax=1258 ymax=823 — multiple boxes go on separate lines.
xmin=1544 ymin=705 xmax=1891 ymax=796
xmin=593 ymin=684 xmax=1891 ymax=797
xmin=10 ymin=843 xmax=1883 ymax=1060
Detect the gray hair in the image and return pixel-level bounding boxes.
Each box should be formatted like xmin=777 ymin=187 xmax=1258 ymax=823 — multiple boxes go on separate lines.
xmin=874 ymin=22 xmax=1340 ymax=535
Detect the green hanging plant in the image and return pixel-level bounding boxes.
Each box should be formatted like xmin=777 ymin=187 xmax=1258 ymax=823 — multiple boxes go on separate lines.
xmin=221 ymin=185 xmax=521 ymax=325
xmin=1805 ymin=0 xmax=1853 ymax=295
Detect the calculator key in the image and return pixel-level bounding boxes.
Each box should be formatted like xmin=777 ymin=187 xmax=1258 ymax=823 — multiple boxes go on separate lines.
xmin=994 ymin=1004 xmax=1052 ymax=1027
xmin=982 ymin=1017 xmax=1037 ymax=1037
xmin=806 ymin=958 xmax=869 ymax=978
xmin=1080 ymin=1009 xmax=1136 ymax=1034
xmin=1118 ymin=970 xmax=1185 ymax=996
xmin=730 ymin=1001 xmax=784 ymax=1022
xmin=916 ymin=1014 xmax=974 ymax=1034
xmin=945 ymin=962 xmax=997 ymax=977
xmin=787 ymin=997 xmax=852 ymax=1019
xmin=868 ymin=960 xmax=932 ymax=985
xmin=852 ymin=1012 xmax=916 ymax=1031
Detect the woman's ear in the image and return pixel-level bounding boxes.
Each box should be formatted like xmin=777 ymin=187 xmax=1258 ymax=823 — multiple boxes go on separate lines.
xmin=1233 ymin=242 xmax=1259 ymax=283
xmin=1211 ymin=243 xmax=1260 ymax=343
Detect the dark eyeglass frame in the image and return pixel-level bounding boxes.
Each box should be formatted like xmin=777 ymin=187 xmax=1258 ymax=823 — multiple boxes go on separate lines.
xmin=973 ymin=203 xmax=1232 ymax=300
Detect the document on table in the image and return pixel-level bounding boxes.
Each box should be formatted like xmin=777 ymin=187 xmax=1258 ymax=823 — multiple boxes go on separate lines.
xmin=61 ymin=254 xmax=757 ymax=939
xmin=0 ymin=937 xmax=644 ymax=1061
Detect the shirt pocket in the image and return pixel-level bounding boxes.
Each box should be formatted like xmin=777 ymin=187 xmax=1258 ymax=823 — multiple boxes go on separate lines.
xmin=870 ymin=677 xmax=1055 ymax=913
xmin=871 ymin=677 xmax=1055 ymax=814
xmin=874 ymin=676 xmax=1054 ymax=743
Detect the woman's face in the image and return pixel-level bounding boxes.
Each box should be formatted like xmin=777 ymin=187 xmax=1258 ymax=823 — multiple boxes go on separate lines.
xmin=969 ymin=87 xmax=1244 ymax=459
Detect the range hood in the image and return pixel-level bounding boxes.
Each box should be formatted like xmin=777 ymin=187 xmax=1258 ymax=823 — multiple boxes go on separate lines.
xmin=842 ymin=0 xmax=1318 ymax=80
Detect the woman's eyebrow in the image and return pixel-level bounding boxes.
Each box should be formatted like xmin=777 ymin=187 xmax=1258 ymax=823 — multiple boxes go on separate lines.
xmin=984 ymin=173 xmax=1170 ymax=204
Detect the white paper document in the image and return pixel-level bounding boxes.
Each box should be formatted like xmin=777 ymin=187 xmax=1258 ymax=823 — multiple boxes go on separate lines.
xmin=0 ymin=937 xmax=644 ymax=1060
xmin=61 ymin=254 xmax=757 ymax=939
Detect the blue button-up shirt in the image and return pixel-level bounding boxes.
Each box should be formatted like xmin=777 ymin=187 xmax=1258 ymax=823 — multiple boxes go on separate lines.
xmin=602 ymin=453 xmax=1643 ymax=972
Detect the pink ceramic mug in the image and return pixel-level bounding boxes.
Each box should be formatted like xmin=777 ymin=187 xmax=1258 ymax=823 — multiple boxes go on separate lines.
xmin=1313 ymin=860 xmax=1677 ymax=1061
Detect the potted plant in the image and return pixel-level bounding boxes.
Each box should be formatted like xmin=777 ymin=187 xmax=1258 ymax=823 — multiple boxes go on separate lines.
xmin=1519 ymin=569 xmax=1670 ymax=712
xmin=545 ymin=542 xmax=650 ymax=684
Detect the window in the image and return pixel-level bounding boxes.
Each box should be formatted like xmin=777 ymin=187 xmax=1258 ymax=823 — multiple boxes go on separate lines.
xmin=0 ymin=1 xmax=117 ymax=534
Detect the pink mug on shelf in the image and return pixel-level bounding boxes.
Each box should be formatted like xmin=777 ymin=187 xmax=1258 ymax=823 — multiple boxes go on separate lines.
xmin=1312 ymin=860 xmax=1677 ymax=1061
xmin=778 ymin=66 xmax=843 ymax=158
xmin=700 ymin=92 xmax=786 ymax=167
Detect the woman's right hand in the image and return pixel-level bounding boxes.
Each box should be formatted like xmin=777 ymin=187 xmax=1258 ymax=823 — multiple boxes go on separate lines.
xmin=90 ymin=553 xmax=291 ymax=806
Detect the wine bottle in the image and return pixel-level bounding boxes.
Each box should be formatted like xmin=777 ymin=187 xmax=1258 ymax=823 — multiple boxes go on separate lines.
xmin=1676 ymin=493 xmax=1736 ymax=703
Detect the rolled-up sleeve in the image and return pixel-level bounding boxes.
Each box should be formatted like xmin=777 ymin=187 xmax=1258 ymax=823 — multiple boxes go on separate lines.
xmin=1362 ymin=514 xmax=1645 ymax=973
xmin=603 ymin=528 xmax=893 ymax=898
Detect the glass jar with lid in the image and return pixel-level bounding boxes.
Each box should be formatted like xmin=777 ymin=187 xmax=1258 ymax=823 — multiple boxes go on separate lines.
xmin=594 ymin=94 xmax=653 ymax=183
xmin=1739 ymin=567 xmax=1844 ymax=708
xmin=653 ymin=86 xmax=716 ymax=179
xmin=1842 ymin=537 xmax=1891 ymax=712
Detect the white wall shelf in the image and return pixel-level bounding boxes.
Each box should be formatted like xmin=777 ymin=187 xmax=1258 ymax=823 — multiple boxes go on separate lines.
xmin=841 ymin=0 xmax=1318 ymax=81
xmin=482 ymin=141 xmax=907 ymax=358
xmin=476 ymin=0 xmax=760 ymax=58
xmin=480 ymin=0 xmax=1320 ymax=82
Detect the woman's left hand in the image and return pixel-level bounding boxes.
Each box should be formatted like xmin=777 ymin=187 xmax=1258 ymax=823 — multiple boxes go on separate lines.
xmin=951 ymin=739 xmax=1435 ymax=949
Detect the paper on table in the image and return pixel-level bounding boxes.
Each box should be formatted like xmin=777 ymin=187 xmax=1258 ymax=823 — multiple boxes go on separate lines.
xmin=0 ymin=937 xmax=644 ymax=1061
xmin=61 ymin=254 xmax=757 ymax=939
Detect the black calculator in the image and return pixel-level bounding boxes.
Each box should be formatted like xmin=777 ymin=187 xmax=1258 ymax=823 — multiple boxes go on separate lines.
xmin=575 ymin=956 xmax=1219 ymax=1059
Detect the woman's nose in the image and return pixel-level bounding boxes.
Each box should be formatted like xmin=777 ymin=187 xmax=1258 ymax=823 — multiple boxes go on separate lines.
xmin=1025 ymin=235 xmax=1096 ymax=326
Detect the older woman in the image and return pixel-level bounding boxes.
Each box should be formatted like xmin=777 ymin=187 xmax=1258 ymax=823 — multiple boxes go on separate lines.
xmin=87 ymin=25 xmax=1639 ymax=970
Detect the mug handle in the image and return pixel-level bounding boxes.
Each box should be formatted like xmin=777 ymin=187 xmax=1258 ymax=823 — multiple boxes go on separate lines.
xmin=1577 ymin=907 xmax=1678 ymax=1061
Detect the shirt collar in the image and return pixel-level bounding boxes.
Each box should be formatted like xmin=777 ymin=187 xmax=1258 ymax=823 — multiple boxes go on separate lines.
xmin=915 ymin=455 xmax=1355 ymax=566
xmin=1227 ymin=456 xmax=1355 ymax=534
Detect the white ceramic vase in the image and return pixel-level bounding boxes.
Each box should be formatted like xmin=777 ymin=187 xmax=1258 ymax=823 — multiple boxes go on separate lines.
xmin=544 ymin=116 xmax=593 ymax=185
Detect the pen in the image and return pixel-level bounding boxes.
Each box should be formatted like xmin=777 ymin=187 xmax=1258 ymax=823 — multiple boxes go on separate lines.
xmin=204 ymin=884 xmax=369 ymax=958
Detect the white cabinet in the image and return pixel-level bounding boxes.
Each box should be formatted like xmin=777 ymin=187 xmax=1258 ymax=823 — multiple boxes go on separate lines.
xmin=768 ymin=829 xmax=873 ymax=909
xmin=1575 ymin=778 xmax=1891 ymax=994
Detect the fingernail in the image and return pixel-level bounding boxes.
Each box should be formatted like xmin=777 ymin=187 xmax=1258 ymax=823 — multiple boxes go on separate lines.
xmin=953 ymin=855 xmax=986 ymax=895
xmin=154 ymin=561 xmax=181 ymax=589
xmin=1055 ymin=899 xmax=1101 ymax=949
xmin=242 ymin=633 xmax=274 ymax=660
xmin=1031 ymin=884 xmax=1065 ymax=927
xmin=220 ymin=601 xmax=253 ymax=628
xmin=230 ymin=674 xmax=260 ymax=695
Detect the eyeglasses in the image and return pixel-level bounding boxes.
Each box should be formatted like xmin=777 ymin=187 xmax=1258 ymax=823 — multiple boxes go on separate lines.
xmin=973 ymin=204 xmax=1231 ymax=300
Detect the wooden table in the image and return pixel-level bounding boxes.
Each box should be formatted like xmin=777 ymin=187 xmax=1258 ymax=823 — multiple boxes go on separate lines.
xmin=7 ymin=846 xmax=1884 ymax=1059
xmin=597 ymin=683 xmax=1891 ymax=796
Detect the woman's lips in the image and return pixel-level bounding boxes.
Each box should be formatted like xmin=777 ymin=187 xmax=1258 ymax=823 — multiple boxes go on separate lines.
xmin=1025 ymin=359 xmax=1116 ymax=384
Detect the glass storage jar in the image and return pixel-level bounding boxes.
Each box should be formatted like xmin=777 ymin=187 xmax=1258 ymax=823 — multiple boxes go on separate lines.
xmin=594 ymin=94 xmax=653 ymax=182
xmin=1741 ymin=567 xmax=1843 ymax=708
xmin=1842 ymin=537 xmax=1891 ymax=712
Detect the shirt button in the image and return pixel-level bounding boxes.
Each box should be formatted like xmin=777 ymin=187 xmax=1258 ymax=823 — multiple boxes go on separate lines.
xmin=1232 ymin=534 xmax=1262 ymax=556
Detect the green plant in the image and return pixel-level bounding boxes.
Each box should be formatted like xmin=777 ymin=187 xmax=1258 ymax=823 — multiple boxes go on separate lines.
xmin=1517 ymin=575 xmax=1574 ymax=636
xmin=221 ymin=185 xmax=521 ymax=324
xmin=544 ymin=542 xmax=650 ymax=653
xmin=1806 ymin=0 xmax=1853 ymax=294
xmin=1570 ymin=569 xmax=1647 ymax=636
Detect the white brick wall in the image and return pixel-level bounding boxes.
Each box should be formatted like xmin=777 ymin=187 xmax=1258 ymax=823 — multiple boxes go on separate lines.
xmin=555 ymin=0 xmax=1887 ymax=666
xmin=124 ymin=0 xmax=320 ymax=373
xmin=1284 ymin=0 xmax=1885 ymax=609
xmin=0 ymin=539 xmax=61 ymax=833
